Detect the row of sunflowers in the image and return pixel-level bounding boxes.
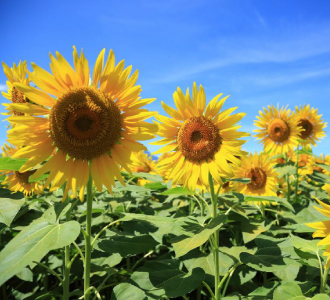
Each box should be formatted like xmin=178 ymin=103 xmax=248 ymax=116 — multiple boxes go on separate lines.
xmin=0 ymin=47 xmax=330 ymax=300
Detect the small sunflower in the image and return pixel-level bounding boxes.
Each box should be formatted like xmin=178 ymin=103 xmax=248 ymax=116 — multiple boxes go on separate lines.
xmin=7 ymin=47 xmax=156 ymax=200
xmin=254 ymin=105 xmax=302 ymax=155
xmin=1 ymin=144 xmax=43 ymax=196
xmin=306 ymin=154 xmax=330 ymax=175
xmin=291 ymin=152 xmax=313 ymax=176
xmin=306 ymin=198 xmax=330 ymax=267
xmin=1 ymin=61 xmax=31 ymax=122
xmin=232 ymin=152 xmax=278 ymax=206
xmin=129 ymin=151 xmax=157 ymax=186
xmin=153 ymin=83 xmax=249 ymax=191
xmin=294 ymin=105 xmax=326 ymax=147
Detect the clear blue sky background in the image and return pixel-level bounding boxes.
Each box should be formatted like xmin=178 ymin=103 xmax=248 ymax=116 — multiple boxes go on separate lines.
xmin=1 ymin=0 xmax=330 ymax=155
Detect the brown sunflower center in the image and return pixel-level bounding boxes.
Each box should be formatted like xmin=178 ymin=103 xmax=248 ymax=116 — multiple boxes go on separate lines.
xmin=177 ymin=116 xmax=221 ymax=162
xmin=298 ymin=154 xmax=309 ymax=167
xmin=267 ymin=118 xmax=290 ymax=142
xmin=246 ymin=167 xmax=267 ymax=190
xmin=14 ymin=170 xmax=36 ymax=185
xmin=136 ymin=164 xmax=151 ymax=173
xmin=12 ymin=87 xmax=26 ymax=116
xmin=299 ymin=118 xmax=313 ymax=139
xmin=49 ymin=87 xmax=122 ymax=160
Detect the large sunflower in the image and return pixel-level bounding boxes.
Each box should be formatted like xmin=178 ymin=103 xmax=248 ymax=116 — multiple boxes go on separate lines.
xmin=294 ymin=105 xmax=326 ymax=147
xmin=153 ymin=83 xmax=249 ymax=191
xmin=232 ymin=152 xmax=278 ymax=206
xmin=1 ymin=61 xmax=31 ymax=122
xmin=6 ymin=47 xmax=156 ymax=200
xmin=254 ymin=105 xmax=302 ymax=155
xmin=0 ymin=144 xmax=43 ymax=196
xmin=306 ymin=198 xmax=330 ymax=267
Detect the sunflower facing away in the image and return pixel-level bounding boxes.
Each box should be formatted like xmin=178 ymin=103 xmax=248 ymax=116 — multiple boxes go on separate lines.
xmin=153 ymin=82 xmax=249 ymax=191
xmin=232 ymin=152 xmax=278 ymax=206
xmin=0 ymin=144 xmax=43 ymax=196
xmin=129 ymin=151 xmax=157 ymax=186
xmin=254 ymin=105 xmax=302 ymax=155
xmin=1 ymin=61 xmax=31 ymax=121
xmin=306 ymin=198 xmax=330 ymax=267
xmin=294 ymin=105 xmax=326 ymax=147
xmin=6 ymin=47 xmax=156 ymax=200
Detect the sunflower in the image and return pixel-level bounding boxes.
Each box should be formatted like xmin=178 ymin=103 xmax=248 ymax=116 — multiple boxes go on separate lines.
xmin=156 ymin=152 xmax=173 ymax=182
xmin=306 ymin=198 xmax=330 ymax=267
xmin=1 ymin=61 xmax=31 ymax=122
xmin=153 ymin=82 xmax=249 ymax=191
xmin=294 ymin=105 xmax=326 ymax=147
xmin=291 ymin=152 xmax=313 ymax=176
xmin=306 ymin=154 xmax=330 ymax=175
xmin=129 ymin=151 xmax=157 ymax=186
xmin=254 ymin=105 xmax=302 ymax=155
xmin=6 ymin=47 xmax=156 ymax=200
xmin=0 ymin=144 xmax=43 ymax=196
xmin=232 ymin=152 xmax=278 ymax=206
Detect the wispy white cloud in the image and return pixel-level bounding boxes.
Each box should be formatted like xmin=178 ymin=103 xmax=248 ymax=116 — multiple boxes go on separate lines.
xmin=0 ymin=84 xmax=7 ymax=91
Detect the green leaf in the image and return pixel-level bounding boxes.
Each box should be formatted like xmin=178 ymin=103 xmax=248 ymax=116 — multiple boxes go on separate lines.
xmin=0 ymin=209 xmax=80 ymax=286
xmin=171 ymin=215 xmax=227 ymax=258
xmin=317 ymin=163 xmax=330 ymax=174
xmin=243 ymin=195 xmax=294 ymax=211
xmin=291 ymin=234 xmax=319 ymax=253
xmin=132 ymin=172 xmax=163 ymax=182
xmin=273 ymin=282 xmax=303 ymax=300
xmin=131 ymin=260 xmax=205 ymax=298
xmin=311 ymin=295 xmax=330 ymax=300
xmin=144 ymin=182 xmax=167 ymax=190
xmin=110 ymin=283 xmax=147 ymax=300
xmin=98 ymin=235 xmax=158 ymax=257
xmin=227 ymin=177 xmax=251 ymax=183
xmin=0 ymin=198 xmax=25 ymax=226
xmin=241 ymin=221 xmax=272 ymax=244
xmin=161 ymin=186 xmax=193 ymax=195
xmin=16 ymin=267 xmax=33 ymax=282
xmin=0 ymin=157 xmax=28 ymax=171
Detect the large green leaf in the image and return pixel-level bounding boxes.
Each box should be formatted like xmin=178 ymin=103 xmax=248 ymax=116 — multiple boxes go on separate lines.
xmin=0 ymin=198 xmax=25 ymax=226
xmin=0 ymin=207 xmax=80 ymax=285
xmin=291 ymin=234 xmax=319 ymax=253
xmin=110 ymin=283 xmax=147 ymax=300
xmin=0 ymin=157 xmax=28 ymax=171
xmin=171 ymin=215 xmax=227 ymax=258
xmin=243 ymin=195 xmax=294 ymax=211
xmin=273 ymin=282 xmax=303 ymax=300
xmin=98 ymin=235 xmax=158 ymax=257
xmin=161 ymin=186 xmax=193 ymax=195
xmin=130 ymin=260 xmax=205 ymax=298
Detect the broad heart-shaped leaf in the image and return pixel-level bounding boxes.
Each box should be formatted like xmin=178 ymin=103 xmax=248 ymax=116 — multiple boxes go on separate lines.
xmin=130 ymin=260 xmax=205 ymax=298
xmin=0 ymin=198 xmax=25 ymax=226
xmin=110 ymin=283 xmax=147 ymax=300
xmin=291 ymin=234 xmax=319 ymax=253
xmin=171 ymin=215 xmax=227 ymax=258
xmin=273 ymin=282 xmax=303 ymax=300
xmin=241 ymin=221 xmax=272 ymax=244
xmin=0 ymin=208 xmax=80 ymax=286
xmin=97 ymin=235 xmax=158 ymax=257
xmin=0 ymin=157 xmax=28 ymax=171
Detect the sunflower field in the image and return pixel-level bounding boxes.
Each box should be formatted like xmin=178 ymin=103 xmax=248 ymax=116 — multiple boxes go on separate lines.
xmin=1 ymin=48 xmax=330 ymax=300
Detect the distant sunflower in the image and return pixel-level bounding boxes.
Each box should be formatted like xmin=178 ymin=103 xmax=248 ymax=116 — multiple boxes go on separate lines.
xmin=156 ymin=152 xmax=173 ymax=182
xmin=233 ymin=152 xmax=278 ymax=206
xmin=1 ymin=61 xmax=31 ymax=122
xmin=129 ymin=151 xmax=157 ymax=186
xmin=153 ymin=82 xmax=249 ymax=191
xmin=306 ymin=154 xmax=330 ymax=175
xmin=0 ymin=144 xmax=43 ymax=196
xmin=306 ymin=198 xmax=330 ymax=267
xmin=291 ymin=152 xmax=313 ymax=176
xmin=254 ymin=105 xmax=302 ymax=155
xmin=7 ymin=47 xmax=156 ymax=200
xmin=294 ymin=105 xmax=326 ymax=147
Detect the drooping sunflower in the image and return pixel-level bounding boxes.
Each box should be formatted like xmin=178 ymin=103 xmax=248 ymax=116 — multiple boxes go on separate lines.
xmin=0 ymin=144 xmax=43 ymax=196
xmin=294 ymin=105 xmax=326 ymax=147
xmin=1 ymin=61 xmax=31 ymax=122
xmin=153 ymin=83 xmax=249 ymax=191
xmin=254 ymin=105 xmax=302 ymax=155
xmin=232 ymin=152 xmax=278 ymax=206
xmin=306 ymin=198 xmax=330 ymax=267
xmin=129 ymin=151 xmax=157 ymax=186
xmin=6 ymin=47 xmax=156 ymax=200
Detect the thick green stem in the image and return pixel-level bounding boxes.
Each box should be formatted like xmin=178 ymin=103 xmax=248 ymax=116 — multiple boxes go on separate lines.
xmin=285 ymin=153 xmax=291 ymax=203
xmin=321 ymin=267 xmax=329 ymax=293
xmin=209 ymin=173 xmax=220 ymax=300
xmin=84 ymin=164 xmax=93 ymax=300
xmin=294 ymin=146 xmax=299 ymax=203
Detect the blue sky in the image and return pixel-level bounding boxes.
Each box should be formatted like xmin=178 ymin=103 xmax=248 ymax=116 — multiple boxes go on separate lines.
xmin=1 ymin=0 xmax=330 ymax=155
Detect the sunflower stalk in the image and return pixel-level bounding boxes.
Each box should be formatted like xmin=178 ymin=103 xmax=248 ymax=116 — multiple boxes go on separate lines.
xmin=84 ymin=163 xmax=93 ymax=300
xmin=285 ymin=153 xmax=291 ymax=203
xmin=294 ymin=146 xmax=299 ymax=203
xmin=321 ymin=267 xmax=329 ymax=293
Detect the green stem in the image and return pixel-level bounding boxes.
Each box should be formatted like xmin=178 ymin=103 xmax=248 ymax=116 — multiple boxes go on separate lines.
xmin=221 ymin=262 xmax=241 ymax=297
xmin=295 ymin=146 xmax=299 ymax=203
xmin=209 ymin=173 xmax=220 ymax=300
xmin=34 ymin=261 xmax=63 ymax=283
xmin=202 ymin=281 xmax=216 ymax=300
xmin=84 ymin=163 xmax=93 ymax=300
xmin=63 ymin=201 xmax=72 ymax=300
xmin=285 ymin=153 xmax=291 ymax=203
xmin=321 ymin=267 xmax=329 ymax=293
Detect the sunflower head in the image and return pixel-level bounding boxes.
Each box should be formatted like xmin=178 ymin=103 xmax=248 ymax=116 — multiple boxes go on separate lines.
xmin=294 ymin=105 xmax=327 ymax=147
xmin=254 ymin=105 xmax=302 ymax=155
xmin=306 ymin=154 xmax=330 ymax=175
xmin=153 ymin=82 xmax=249 ymax=191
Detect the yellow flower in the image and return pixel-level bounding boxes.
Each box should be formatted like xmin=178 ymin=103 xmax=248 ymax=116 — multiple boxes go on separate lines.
xmin=129 ymin=151 xmax=157 ymax=186
xmin=6 ymin=47 xmax=156 ymax=200
xmin=306 ymin=154 xmax=330 ymax=175
xmin=294 ymin=105 xmax=326 ymax=147
xmin=232 ymin=152 xmax=278 ymax=206
xmin=254 ymin=105 xmax=302 ymax=155
xmin=153 ymin=82 xmax=249 ymax=191
xmin=1 ymin=61 xmax=31 ymax=123
xmin=291 ymin=152 xmax=313 ymax=176
xmin=156 ymin=152 xmax=173 ymax=182
xmin=306 ymin=198 xmax=330 ymax=267
xmin=1 ymin=144 xmax=43 ymax=196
